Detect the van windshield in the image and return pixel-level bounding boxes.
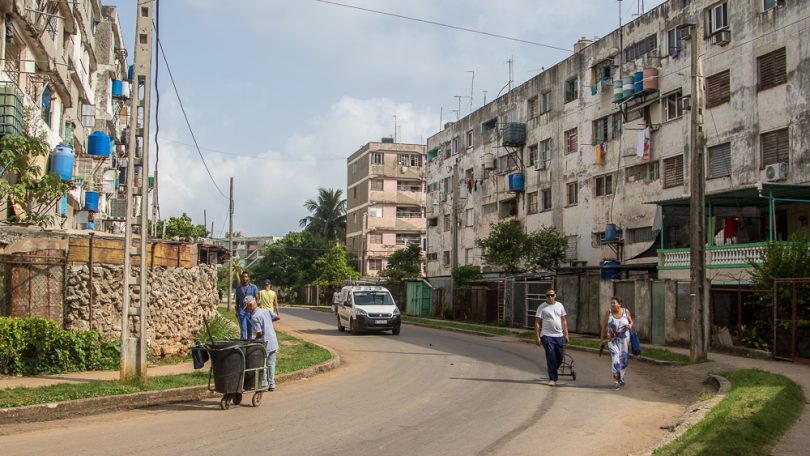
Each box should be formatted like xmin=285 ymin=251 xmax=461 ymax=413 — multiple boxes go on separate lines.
xmin=353 ymin=291 xmax=393 ymax=306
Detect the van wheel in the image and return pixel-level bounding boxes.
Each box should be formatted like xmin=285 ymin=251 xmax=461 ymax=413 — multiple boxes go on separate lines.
xmin=337 ymin=315 xmax=345 ymax=332
xmin=392 ymin=327 xmax=401 ymax=336
xmin=350 ymin=318 xmax=359 ymax=335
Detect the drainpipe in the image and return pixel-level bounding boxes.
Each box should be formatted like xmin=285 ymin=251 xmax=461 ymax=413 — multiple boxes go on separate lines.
xmin=88 ymin=232 xmax=94 ymax=331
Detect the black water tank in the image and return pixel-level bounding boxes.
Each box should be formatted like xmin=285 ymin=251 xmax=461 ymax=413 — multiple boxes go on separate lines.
xmin=502 ymin=122 xmax=527 ymax=147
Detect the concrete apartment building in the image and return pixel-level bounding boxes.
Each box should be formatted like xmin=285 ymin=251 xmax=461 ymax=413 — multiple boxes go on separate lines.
xmin=0 ymin=1 xmax=129 ymax=232
xmin=425 ymin=0 xmax=809 ymax=351
xmin=346 ymin=140 xmax=426 ymax=277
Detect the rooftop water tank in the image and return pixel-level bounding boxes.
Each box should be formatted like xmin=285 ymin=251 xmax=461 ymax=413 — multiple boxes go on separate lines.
xmin=111 ymin=80 xmax=123 ymax=98
xmin=88 ymin=131 xmax=111 ymax=157
xmin=600 ymin=259 xmax=621 ymax=280
xmin=84 ymin=191 xmax=99 ymax=212
xmin=502 ymin=122 xmax=527 ymax=147
xmin=508 ymin=172 xmax=525 ymax=192
xmin=633 ymin=71 xmax=644 ymax=93
xmin=50 ymin=144 xmax=74 ymax=181
xmin=643 ymin=67 xmax=659 ymax=91
xmin=605 ymin=223 xmax=619 ymax=241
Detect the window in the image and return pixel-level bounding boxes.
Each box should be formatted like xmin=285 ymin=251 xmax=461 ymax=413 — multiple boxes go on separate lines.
xmin=564 ymin=77 xmax=578 ymax=103
xmin=443 ymin=213 xmax=451 ymax=232
xmin=351 ymin=163 xmax=357 ymax=174
xmin=427 ymin=217 xmax=438 ymax=227
xmin=443 ymin=251 xmax=450 ymax=266
xmin=539 ymin=139 xmax=551 ymax=162
xmin=624 ymin=34 xmax=657 ymax=61
xmin=481 ymin=117 xmax=497 ymax=134
xmin=527 ymin=192 xmax=538 ymax=214
xmin=396 ymin=233 xmax=421 ymax=245
xmin=591 ymin=60 xmax=613 ymax=89
xmin=396 ymin=207 xmax=422 ymax=218
xmin=667 ymin=26 xmax=690 ymax=56
xmin=708 ymin=142 xmax=732 ymax=178
xmin=541 ymin=91 xmax=552 ymax=113
xmin=707 ymin=2 xmax=729 ymax=34
xmin=465 ymin=248 xmax=473 ymax=265
xmin=465 ymin=208 xmax=474 ymax=226
xmin=758 ymin=47 xmax=786 ymax=91
xmin=451 ymin=137 xmax=460 ymax=155
xmin=528 ymin=97 xmax=538 ymax=118
xmin=566 ymin=182 xmax=578 ymax=206
xmin=371 ymin=152 xmax=384 ymax=165
xmin=368 ymin=233 xmax=382 ymax=244
xmin=760 ymin=128 xmax=789 ymax=166
xmin=399 ymin=153 xmax=422 ymax=167
xmin=427 ymin=252 xmax=438 ymax=262
xmin=628 ymin=227 xmax=657 ymax=244
xmin=625 ymin=162 xmax=660 ymax=182
xmin=541 ymin=188 xmax=552 ymax=211
xmin=353 ymin=187 xmax=357 ymax=198
xmin=368 ymin=259 xmax=383 ymax=271
xmin=663 ymin=155 xmax=685 ymax=188
xmin=497 ymin=154 xmax=518 ymax=172
xmin=706 ymin=70 xmax=730 ymax=108
xmin=564 ymin=128 xmax=578 ymax=154
xmin=369 ymin=207 xmax=383 ymax=217
xmin=764 ymin=0 xmax=782 ymax=11
xmin=466 ymin=129 xmax=474 ymax=148
xmin=397 ymin=180 xmax=421 ymax=192
xmin=370 ymin=179 xmax=384 ymax=191
xmin=528 ymin=144 xmax=538 ymax=167
xmin=594 ymin=174 xmax=614 ymax=197
xmin=593 ymin=113 xmax=622 ymax=142
xmin=41 ymin=86 xmax=52 ymax=126
xmin=664 ymin=91 xmax=684 ymax=121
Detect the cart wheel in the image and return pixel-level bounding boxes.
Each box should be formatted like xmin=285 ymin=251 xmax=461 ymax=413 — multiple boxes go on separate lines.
xmin=232 ymin=393 xmax=243 ymax=405
xmin=220 ymin=395 xmax=231 ymax=410
xmin=572 ymin=371 xmax=577 ymax=381
xmin=252 ymin=392 xmax=263 ymax=407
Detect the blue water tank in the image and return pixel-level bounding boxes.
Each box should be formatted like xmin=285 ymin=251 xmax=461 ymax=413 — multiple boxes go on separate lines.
xmin=634 ymin=71 xmax=644 ymax=93
xmin=88 ymin=131 xmax=111 ymax=157
xmin=84 ymin=191 xmax=99 ymax=212
xmin=605 ymin=223 xmax=618 ymax=241
xmin=508 ymin=172 xmax=525 ymax=192
xmin=86 ymin=221 xmax=95 ymax=230
xmin=128 ymin=64 xmax=134 ymax=81
xmin=111 ymin=79 xmax=123 ymax=98
xmin=50 ymin=144 xmax=74 ymax=181
xmin=600 ymin=259 xmax=621 ymax=280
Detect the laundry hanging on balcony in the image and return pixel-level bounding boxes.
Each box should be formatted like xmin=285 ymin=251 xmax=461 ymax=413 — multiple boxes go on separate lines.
xmin=595 ymin=143 xmax=606 ymax=165
xmin=637 ymin=127 xmax=651 ymax=162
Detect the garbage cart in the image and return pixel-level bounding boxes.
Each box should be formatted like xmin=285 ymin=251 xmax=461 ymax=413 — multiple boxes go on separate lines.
xmin=204 ymin=340 xmax=268 ymax=410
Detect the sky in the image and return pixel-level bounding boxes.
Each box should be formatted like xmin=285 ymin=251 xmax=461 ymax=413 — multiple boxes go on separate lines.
xmin=108 ymin=0 xmax=665 ymax=237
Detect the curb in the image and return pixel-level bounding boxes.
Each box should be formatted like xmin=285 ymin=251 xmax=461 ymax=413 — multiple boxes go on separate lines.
xmin=0 ymin=342 xmax=341 ymax=425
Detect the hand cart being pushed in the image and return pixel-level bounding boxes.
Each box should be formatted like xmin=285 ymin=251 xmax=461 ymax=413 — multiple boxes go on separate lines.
xmin=557 ymin=352 xmax=576 ymax=381
xmin=202 ymin=340 xmax=269 ymax=410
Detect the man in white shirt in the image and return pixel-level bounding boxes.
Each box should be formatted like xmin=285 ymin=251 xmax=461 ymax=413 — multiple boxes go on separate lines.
xmin=534 ymin=289 xmax=569 ymax=386
xmin=332 ymin=289 xmax=341 ymax=313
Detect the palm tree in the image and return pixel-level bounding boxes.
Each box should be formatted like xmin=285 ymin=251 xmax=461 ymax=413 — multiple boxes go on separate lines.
xmin=299 ymin=188 xmax=347 ymax=243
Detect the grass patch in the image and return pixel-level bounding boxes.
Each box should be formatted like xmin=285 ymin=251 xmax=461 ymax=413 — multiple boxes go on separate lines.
xmin=654 ymin=369 xmax=804 ymax=456
xmin=0 ymin=330 xmax=330 ymax=409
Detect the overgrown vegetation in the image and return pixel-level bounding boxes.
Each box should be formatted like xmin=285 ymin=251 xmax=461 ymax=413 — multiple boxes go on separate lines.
xmin=379 ymin=243 xmax=422 ymax=282
xmin=314 ymin=243 xmax=359 ymax=285
xmin=250 ymin=231 xmax=328 ymax=291
xmin=452 ymin=265 xmax=482 ymax=288
xmin=0 ymin=317 xmax=119 ymax=375
xmin=654 ymin=369 xmax=804 ymax=456
xmin=150 ymin=213 xmax=209 ymax=239
xmin=476 ymin=221 xmax=568 ymax=273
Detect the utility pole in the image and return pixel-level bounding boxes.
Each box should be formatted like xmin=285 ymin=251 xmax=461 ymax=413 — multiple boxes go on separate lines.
xmin=227 ymin=177 xmax=234 ymax=312
xmin=467 ymin=70 xmax=475 ymax=113
xmin=121 ymin=0 xmax=154 ymax=383
xmin=687 ymin=23 xmax=708 ymax=362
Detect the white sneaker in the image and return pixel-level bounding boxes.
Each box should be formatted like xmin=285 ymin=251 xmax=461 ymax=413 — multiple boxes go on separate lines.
xmin=613 ymin=381 xmax=621 ymax=390
xmin=547 ymin=380 xmax=557 ymax=386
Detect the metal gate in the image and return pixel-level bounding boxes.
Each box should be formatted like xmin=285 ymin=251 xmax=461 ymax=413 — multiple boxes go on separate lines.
xmin=0 ymin=252 xmax=66 ymax=324
xmin=772 ymin=278 xmax=810 ymax=363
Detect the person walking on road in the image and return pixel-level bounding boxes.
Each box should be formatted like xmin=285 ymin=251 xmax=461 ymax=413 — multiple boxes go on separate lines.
xmin=534 ymin=289 xmax=569 ymax=386
xmin=245 ymin=295 xmax=280 ymax=392
xmin=259 ymin=279 xmax=280 ymax=316
xmin=332 ymin=288 xmax=341 ymax=313
xmin=235 ymin=272 xmax=259 ymax=340
xmin=600 ymin=296 xmax=634 ymax=389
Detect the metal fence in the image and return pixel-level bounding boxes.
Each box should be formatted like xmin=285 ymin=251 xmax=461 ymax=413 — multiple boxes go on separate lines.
xmin=0 ymin=253 xmax=66 ymax=325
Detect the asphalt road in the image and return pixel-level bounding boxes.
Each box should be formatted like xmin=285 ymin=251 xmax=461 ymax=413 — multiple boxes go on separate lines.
xmin=0 ymin=308 xmax=710 ymax=456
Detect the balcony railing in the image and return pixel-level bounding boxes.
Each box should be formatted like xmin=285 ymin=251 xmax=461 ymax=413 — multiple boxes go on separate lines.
xmin=659 ymin=242 xmax=809 ymax=269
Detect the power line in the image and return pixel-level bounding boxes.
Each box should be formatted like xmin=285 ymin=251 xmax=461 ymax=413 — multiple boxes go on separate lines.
xmin=154 ymin=26 xmax=228 ymax=199
xmin=313 ymin=0 xmax=572 ymax=53
xmin=161 ymin=138 xmax=348 ymax=161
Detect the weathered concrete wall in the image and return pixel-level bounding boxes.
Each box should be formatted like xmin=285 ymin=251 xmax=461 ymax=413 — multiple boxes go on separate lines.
xmin=65 ymin=264 xmax=219 ymax=357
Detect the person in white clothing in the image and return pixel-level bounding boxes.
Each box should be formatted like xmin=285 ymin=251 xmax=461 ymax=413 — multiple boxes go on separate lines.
xmin=534 ymin=289 xmax=569 ymax=386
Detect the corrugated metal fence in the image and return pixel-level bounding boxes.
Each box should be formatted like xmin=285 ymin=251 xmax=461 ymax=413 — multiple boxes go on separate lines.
xmin=0 ymin=251 xmax=66 ymax=324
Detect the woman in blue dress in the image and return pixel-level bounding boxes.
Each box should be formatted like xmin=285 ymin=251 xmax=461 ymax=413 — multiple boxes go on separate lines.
xmin=599 ymin=296 xmax=634 ymax=389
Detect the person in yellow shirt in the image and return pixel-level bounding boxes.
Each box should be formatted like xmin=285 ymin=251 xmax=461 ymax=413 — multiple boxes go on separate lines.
xmin=259 ymin=279 xmax=280 ymax=316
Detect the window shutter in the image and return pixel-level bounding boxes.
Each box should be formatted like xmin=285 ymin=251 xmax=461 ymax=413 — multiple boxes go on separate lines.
xmin=708 ymin=143 xmax=731 ymax=178
xmin=706 ymin=70 xmax=730 ymax=108
xmin=761 ymin=128 xmax=789 ymax=166
xmin=663 ymin=155 xmax=684 ymax=188
xmin=758 ymin=48 xmax=786 ymax=91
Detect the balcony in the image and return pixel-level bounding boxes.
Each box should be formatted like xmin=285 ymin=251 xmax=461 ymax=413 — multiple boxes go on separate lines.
xmin=659 ymin=242 xmax=810 ymax=269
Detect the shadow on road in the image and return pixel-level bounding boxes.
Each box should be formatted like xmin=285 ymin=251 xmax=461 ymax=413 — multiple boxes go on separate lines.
xmin=352 ymin=349 xmax=450 ymax=356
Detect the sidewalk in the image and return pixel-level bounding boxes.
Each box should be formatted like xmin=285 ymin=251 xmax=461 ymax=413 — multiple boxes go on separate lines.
xmin=0 ymin=361 xmax=198 ymax=390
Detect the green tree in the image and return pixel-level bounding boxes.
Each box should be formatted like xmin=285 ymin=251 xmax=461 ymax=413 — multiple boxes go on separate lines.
xmin=299 ymin=188 xmax=346 ymax=243
xmin=162 ymin=213 xmax=208 ymax=239
xmin=379 ymin=243 xmax=422 ymax=282
xmin=313 ymin=243 xmax=359 ymax=286
xmin=250 ymin=231 xmax=327 ymax=289
xmin=0 ymin=133 xmax=69 ymax=228
xmin=452 ymin=265 xmax=482 ymax=288
xmin=525 ymin=225 xmax=569 ymax=272
xmin=476 ymin=220 xmax=526 ymax=273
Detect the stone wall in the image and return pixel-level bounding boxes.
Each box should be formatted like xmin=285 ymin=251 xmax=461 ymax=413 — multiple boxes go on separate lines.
xmin=65 ymin=264 xmax=219 ymax=357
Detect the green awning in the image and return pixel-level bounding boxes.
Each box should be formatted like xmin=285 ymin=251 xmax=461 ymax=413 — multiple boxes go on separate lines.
xmin=645 ymin=183 xmax=810 ymax=208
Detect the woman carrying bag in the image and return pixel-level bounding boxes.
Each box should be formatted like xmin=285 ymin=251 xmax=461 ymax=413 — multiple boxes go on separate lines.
xmin=599 ymin=296 xmax=634 ymax=389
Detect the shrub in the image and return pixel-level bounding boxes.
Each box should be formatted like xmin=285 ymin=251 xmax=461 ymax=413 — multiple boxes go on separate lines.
xmin=0 ymin=317 xmax=118 ymax=375
xmin=193 ymin=313 xmax=238 ymax=344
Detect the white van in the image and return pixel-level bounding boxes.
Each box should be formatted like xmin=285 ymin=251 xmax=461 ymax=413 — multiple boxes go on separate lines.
xmin=337 ymin=285 xmax=401 ymax=335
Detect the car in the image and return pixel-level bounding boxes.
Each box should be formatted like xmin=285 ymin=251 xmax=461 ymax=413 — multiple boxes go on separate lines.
xmin=336 ymin=285 xmax=401 ymax=335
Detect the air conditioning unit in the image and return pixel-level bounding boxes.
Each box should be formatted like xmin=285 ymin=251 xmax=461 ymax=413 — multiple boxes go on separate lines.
xmin=679 ymin=95 xmax=691 ymax=111
xmin=764 ymin=162 xmax=788 ymax=182
xmin=535 ymin=160 xmax=547 ymax=170
xmin=712 ymin=30 xmax=731 ymax=46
